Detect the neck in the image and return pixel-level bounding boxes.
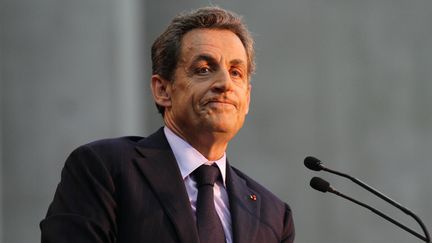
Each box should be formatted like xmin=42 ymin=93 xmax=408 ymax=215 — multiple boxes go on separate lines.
xmin=191 ymin=135 xmax=228 ymax=161
xmin=165 ymin=123 xmax=229 ymax=161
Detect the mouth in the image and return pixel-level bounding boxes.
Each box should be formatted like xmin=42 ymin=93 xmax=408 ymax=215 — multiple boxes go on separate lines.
xmin=204 ymin=99 xmax=237 ymax=109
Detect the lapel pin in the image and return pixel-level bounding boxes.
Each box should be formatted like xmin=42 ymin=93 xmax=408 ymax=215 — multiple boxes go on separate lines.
xmin=248 ymin=194 xmax=257 ymax=201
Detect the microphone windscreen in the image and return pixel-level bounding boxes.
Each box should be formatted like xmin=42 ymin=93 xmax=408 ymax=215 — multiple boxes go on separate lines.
xmin=304 ymin=156 xmax=323 ymax=171
xmin=310 ymin=177 xmax=331 ymax=193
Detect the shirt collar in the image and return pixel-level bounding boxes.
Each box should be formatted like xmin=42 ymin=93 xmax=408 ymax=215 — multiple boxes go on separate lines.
xmin=164 ymin=126 xmax=227 ymax=186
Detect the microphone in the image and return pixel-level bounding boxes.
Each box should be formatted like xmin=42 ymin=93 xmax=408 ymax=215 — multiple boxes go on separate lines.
xmin=309 ymin=176 xmax=430 ymax=242
xmin=304 ymin=156 xmax=324 ymax=171
xmin=304 ymin=156 xmax=431 ymax=243
xmin=309 ymin=176 xmax=332 ymax=192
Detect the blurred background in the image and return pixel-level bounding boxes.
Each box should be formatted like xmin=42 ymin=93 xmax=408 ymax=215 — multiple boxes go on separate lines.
xmin=1 ymin=0 xmax=432 ymax=242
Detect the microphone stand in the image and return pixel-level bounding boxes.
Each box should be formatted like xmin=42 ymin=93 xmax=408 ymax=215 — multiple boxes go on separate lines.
xmin=321 ymin=166 xmax=431 ymax=243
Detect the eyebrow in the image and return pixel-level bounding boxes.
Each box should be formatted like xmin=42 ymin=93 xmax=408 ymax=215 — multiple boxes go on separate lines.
xmin=229 ymin=59 xmax=247 ymax=69
xmin=190 ymin=54 xmax=217 ymax=66
xmin=190 ymin=54 xmax=247 ymax=68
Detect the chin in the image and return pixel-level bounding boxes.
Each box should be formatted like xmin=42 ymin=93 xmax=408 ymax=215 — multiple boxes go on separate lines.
xmin=200 ymin=111 xmax=245 ymax=132
xmin=205 ymin=119 xmax=242 ymax=134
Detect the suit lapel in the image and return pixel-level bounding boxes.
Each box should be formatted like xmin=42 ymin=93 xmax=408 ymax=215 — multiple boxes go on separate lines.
xmin=226 ymin=163 xmax=260 ymax=243
xmin=134 ymin=128 xmax=199 ymax=243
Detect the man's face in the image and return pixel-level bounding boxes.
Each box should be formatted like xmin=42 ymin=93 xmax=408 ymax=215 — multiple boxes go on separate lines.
xmin=164 ymin=28 xmax=251 ymax=140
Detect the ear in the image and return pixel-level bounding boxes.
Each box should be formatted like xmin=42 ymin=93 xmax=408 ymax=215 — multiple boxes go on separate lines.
xmin=151 ymin=74 xmax=172 ymax=108
xmin=245 ymin=83 xmax=251 ymax=114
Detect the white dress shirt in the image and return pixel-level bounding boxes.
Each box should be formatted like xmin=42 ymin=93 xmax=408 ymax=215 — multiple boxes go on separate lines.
xmin=164 ymin=126 xmax=233 ymax=243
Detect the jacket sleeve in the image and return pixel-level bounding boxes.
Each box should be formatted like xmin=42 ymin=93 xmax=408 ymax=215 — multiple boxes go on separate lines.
xmin=40 ymin=145 xmax=118 ymax=243
xmin=281 ymin=204 xmax=295 ymax=243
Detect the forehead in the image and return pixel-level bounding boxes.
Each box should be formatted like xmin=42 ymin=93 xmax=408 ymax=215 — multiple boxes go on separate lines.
xmin=179 ymin=28 xmax=247 ymax=64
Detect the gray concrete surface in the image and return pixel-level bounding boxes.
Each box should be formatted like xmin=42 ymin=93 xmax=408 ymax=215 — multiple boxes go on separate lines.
xmin=1 ymin=0 xmax=431 ymax=242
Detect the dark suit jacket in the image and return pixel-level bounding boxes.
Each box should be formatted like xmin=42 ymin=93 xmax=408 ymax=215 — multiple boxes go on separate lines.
xmin=40 ymin=128 xmax=294 ymax=243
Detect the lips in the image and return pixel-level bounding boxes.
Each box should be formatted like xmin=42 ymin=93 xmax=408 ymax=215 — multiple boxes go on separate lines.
xmin=203 ymin=98 xmax=237 ymax=109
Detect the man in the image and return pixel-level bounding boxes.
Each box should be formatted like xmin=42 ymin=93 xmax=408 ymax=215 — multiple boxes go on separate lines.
xmin=40 ymin=6 xmax=295 ymax=243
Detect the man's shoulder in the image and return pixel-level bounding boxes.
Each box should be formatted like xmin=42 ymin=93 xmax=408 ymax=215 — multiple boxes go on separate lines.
xmin=84 ymin=136 xmax=145 ymax=150
xmin=67 ymin=128 xmax=167 ymax=165
xmin=78 ymin=127 xmax=166 ymax=153
xmin=66 ymin=136 xmax=143 ymax=159
xmin=64 ymin=136 xmax=145 ymax=169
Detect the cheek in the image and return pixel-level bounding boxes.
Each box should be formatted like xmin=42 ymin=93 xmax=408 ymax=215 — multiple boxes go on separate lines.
xmin=173 ymin=86 xmax=203 ymax=112
xmin=238 ymin=88 xmax=251 ymax=110
xmin=172 ymin=80 xmax=192 ymax=99
xmin=188 ymin=83 xmax=208 ymax=103
xmin=245 ymin=92 xmax=251 ymax=114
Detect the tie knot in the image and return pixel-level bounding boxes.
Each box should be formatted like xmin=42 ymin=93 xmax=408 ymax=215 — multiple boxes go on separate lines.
xmin=193 ymin=164 xmax=221 ymax=187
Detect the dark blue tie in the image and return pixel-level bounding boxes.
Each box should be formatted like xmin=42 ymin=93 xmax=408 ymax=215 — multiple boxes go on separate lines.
xmin=193 ymin=165 xmax=226 ymax=243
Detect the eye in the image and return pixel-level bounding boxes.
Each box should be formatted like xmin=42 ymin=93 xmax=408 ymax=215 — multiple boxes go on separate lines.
xmin=195 ymin=66 xmax=211 ymax=75
xmin=230 ymin=68 xmax=244 ymax=79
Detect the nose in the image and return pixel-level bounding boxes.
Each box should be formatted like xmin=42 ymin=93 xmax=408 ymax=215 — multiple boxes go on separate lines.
xmin=211 ymin=68 xmax=233 ymax=93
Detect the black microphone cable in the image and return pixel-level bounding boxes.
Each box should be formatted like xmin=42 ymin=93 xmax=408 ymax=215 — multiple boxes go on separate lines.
xmin=305 ymin=156 xmax=431 ymax=243
xmin=310 ymin=176 xmax=430 ymax=242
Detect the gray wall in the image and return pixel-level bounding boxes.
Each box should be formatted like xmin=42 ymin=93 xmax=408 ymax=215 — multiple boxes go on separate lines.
xmin=1 ymin=0 xmax=147 ymax=242
xmin=1 ymin=0 xmax=431 ymax=242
